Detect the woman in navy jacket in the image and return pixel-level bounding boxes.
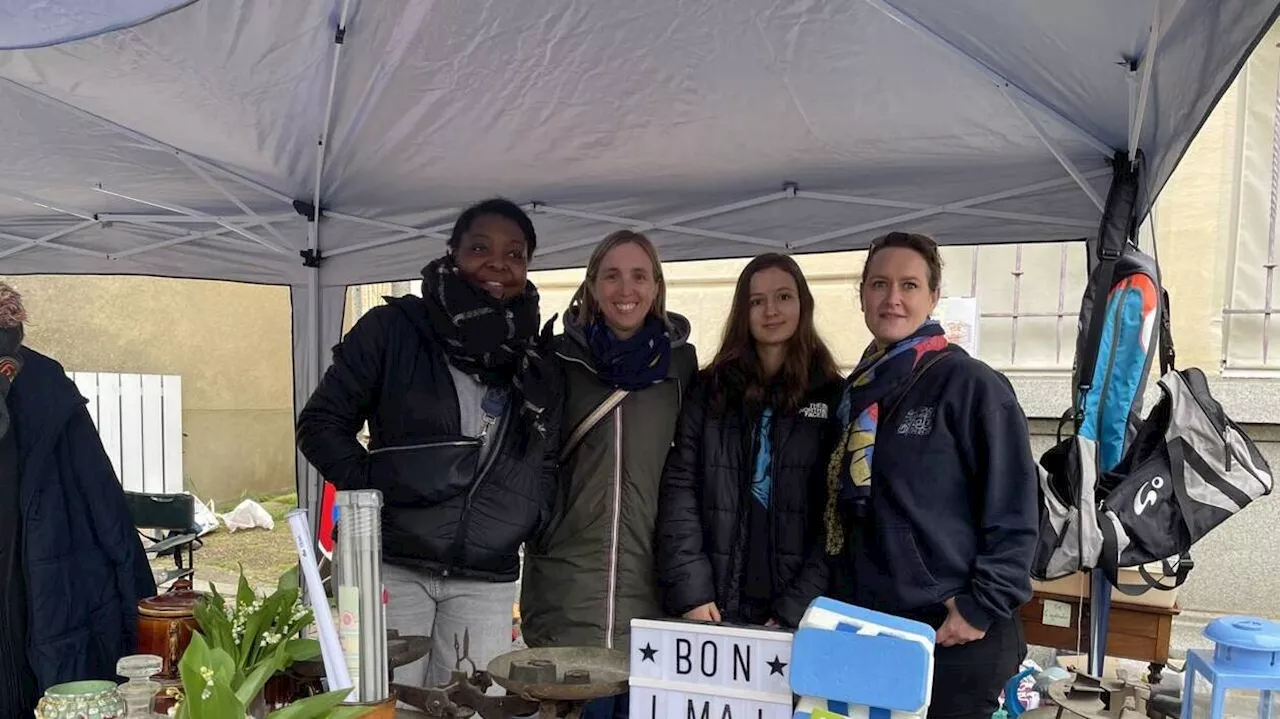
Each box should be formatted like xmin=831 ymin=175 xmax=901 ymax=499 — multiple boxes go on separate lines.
xmin=822 ymin=232 xmax=1038 ymax=719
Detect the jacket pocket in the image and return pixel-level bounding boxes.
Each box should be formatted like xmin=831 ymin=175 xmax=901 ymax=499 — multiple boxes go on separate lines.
xmin=368 ymin=438 xmax=481 ymax=506
xmin=881 ymin=524 xmax=940 ymax=607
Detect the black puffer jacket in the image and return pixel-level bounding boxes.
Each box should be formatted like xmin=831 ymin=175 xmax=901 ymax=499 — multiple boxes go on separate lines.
xmin=296 ymin=295 xmax=561 ymax=581
xmin=657 ymin=369 xmax=841 ymax=627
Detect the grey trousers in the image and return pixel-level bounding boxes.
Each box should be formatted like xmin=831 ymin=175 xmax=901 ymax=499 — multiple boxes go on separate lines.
xmin=382 ymin=562 xmax=518 ymax=692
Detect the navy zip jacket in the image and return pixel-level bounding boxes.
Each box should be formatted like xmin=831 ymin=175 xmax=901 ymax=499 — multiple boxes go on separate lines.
xmin=831 ymin=349 xmax=1037 ymax=631
xmin=6 ymin=348 xmax=155 ymax=697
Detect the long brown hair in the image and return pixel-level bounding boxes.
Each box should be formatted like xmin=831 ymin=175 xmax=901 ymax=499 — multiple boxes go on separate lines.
xmin=705 ymin=253 xmax=840 ymax=415
xmin=569 ymin=230 xmax=669 ymax=326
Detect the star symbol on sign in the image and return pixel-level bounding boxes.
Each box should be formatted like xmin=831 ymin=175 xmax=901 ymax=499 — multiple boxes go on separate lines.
xmin=639 ymin=643 xmax=658 ymax=662
xmin=767 ymin=655 xmax=788 ymax=676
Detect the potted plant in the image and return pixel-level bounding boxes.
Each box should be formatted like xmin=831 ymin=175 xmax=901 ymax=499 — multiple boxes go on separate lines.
xmin=166 ymin=567 xmax=370 ymax=718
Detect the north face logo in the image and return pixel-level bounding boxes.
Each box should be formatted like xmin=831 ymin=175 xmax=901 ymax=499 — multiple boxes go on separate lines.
xmin=799 ymin=402 xmax=829 ymax=420
xmin=896 ymin=406 xmax=935 ymax=436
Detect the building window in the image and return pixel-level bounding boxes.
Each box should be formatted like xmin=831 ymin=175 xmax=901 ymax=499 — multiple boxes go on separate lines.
xmin=1222 ymin=45 xmax=1280 ymax=371
xmin=943 ymin=241 xmax=1087 ymax=373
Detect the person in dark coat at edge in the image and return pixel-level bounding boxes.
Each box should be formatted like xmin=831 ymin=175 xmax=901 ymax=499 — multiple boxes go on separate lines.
xmin=295 ymin=199 xmax=561 ymax=695
xmin=657 ymin=253 xmax=842 ymax=628
xmin=0 ymin=281 xmax=156 ymax=717
xmin=822 ymin=232 xmax=1038 ymax=719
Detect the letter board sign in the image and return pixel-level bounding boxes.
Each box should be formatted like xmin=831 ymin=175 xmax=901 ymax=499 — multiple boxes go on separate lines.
xmin=629 ymin=618 xmax=793 ymax=718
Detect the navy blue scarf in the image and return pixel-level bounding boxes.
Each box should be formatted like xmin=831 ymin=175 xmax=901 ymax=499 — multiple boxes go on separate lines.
xmin=586 ymin=315 xmax=672 ymax=390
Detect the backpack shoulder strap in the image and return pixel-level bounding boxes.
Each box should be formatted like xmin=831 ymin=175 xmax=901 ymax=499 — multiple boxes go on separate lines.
xmin=559 ymin=388 xmax=629 ymax=463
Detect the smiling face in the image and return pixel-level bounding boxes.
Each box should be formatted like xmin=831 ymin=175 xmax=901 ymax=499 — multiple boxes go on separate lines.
xmin=748 ymin=266 xmax=801 ymax=349
xmin=452 ymin=214 xmax=530 ymax=301
xmin=860 ymin=246 xmax=939 ymax=346
xmin=592 ymin=241 xmax=658 ymax=338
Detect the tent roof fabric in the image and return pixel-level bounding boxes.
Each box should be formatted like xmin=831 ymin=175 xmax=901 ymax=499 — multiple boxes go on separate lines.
xmin=1 ymin=0 xmax=1277 ymax=286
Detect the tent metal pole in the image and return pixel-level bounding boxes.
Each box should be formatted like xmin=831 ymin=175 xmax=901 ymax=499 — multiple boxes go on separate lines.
xmin=97 ymin=212 xmax=296 ymax=224
xmin=861 ymin=0 xmax=1114 ymax=157
xmin=796 ymin=190 xmax=1095 ymax=229
xmin=1129 ymin=0 xmax=1162 ymax=155
xmin=109 ymin=219 xmax=278 ymax=259
xmin=92 ymin=185 xmax=288 ymax=254
xmin=295 ymin=0 xmax=353 ymax=551
xmin=791 ymin=169 xmax=1109 ymax=249
xmin=324 ymin=217 xmax=456 ymax=259
xmin=1004 ymin=92 xmax=1107 ymax=212
xmin=0 ymin=187 xmax=96 ymax=221
xmin=0 ymin=224 xmax=103 ymax=258
xmin=325 ymin=209 xmax=452 ymax=239
xmin=0 ymin=219 xmax=99 ymax=260
xmin=0 ymin=76 xmax=293 ymax=207
xmin=531 ymin=191 xmax=793 ymax=256
xmin=535 ymin=203 xmax=788 ymax=254
xmin=176 ymin=153 xmax=294 ymax=249
xmin=627 ymin=191 xmax=794 ymax=230
xmin=310 ymin=0 xmax=354 ymax=234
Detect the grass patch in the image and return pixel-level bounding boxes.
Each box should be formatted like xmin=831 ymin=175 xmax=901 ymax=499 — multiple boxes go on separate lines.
xmin=151 ymin=490 xmax=302 ymax=590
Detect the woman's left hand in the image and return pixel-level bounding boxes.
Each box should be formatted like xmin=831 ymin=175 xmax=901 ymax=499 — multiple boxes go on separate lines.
xmin=936 ymin=598 xmax=986 ymax=647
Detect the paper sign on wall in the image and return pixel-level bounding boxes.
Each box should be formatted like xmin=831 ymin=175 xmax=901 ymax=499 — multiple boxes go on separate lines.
xmin=934 ymin=297 xmax=979 ymax=356
xmin=630 ymin=618 xmax=793 ymax=719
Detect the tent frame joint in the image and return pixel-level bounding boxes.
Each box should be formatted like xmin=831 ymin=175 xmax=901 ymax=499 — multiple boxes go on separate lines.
xmin=301 ymin=248 xmax=324 ymax=268
xmin=294 ymin=199 xmax=319 ymax=222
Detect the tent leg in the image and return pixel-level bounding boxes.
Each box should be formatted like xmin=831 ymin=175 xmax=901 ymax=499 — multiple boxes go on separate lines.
xmin=291 ymin=278 xmax=347 ymax=553
xmin=1088 ymin=569 xmax=1112 ymax=676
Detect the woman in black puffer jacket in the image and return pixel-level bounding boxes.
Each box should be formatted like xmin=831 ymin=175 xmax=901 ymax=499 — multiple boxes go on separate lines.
xmin=657 ymin=253 xmax=842 ymax=628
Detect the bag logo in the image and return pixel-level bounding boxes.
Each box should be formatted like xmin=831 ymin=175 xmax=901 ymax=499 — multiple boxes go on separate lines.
xmin=1133 ymin=475 xmax=1167 ymax=516
xmin=799 ymin=402 xmax=829 ymax=420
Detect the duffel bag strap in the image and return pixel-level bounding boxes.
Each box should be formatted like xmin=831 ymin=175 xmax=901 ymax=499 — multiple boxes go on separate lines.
xmin=1098 ymin=514 xmax=1192 ymax=596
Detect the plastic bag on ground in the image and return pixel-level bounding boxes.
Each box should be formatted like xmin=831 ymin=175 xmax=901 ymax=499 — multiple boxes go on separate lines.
xmin=220 ymin=499 xmax=275 ymax=532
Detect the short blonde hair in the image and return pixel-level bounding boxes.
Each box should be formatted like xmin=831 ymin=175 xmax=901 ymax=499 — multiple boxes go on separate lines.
xmin=571 ymin=230 xmax=669 ymax=326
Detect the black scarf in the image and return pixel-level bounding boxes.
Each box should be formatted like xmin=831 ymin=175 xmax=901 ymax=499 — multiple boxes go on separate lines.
xmin=585 ymin=314 xmax=672 ymax=391
xmin=420 ymin=256 xmax=555 ymax=434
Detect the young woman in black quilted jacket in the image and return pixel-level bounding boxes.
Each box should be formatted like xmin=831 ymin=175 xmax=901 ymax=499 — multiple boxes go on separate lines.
xmin=657 ymin=253 xmax=841 ymax=628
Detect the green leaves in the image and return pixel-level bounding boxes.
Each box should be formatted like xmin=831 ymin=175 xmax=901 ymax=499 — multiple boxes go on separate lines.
xmin=176 ymin=634 xmax=244 ymax=719
xmin=179 ymin=565 xmax=360 ymax=717
xmin=265 ymin=688 xmax=364 ymax=719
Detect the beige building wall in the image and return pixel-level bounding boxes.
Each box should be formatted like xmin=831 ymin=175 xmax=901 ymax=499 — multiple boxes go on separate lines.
xmin=0 ymin=274 xmax=296 ymax=502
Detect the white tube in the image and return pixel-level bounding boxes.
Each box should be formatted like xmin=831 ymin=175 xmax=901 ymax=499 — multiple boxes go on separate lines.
xmin=286 ymin=509 xmax=353 ymax=695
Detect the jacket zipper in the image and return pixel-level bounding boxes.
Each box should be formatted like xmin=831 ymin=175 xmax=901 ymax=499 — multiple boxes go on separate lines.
xmin=605 ymin=403 xmax=623 ymax=649
xmin=767 ymin=417 xmax=781 ymax=607
xmin=447 ymin=406 xmax=513 ymax=576
xmin=367 ymin=439 xmax=478 ymax=455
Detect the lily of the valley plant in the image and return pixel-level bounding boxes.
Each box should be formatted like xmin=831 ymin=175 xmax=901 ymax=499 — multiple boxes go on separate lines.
xmin=169 ymin=567 xmax=367 ymax=718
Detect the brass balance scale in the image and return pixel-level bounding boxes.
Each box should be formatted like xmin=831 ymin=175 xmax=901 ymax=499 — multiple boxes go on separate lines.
xmin=291 ymin=630 xmax=628 ymax=719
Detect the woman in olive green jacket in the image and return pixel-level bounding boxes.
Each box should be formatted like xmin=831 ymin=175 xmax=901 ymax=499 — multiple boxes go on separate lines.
xmin=520 ymin=230 xmax=696 ymax=719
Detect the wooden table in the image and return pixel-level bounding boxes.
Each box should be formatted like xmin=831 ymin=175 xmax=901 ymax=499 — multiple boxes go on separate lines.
xmin=1019 ymin=590 xmax=1180 ymax=683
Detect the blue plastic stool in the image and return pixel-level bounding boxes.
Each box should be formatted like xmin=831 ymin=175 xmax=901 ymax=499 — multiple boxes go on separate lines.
xmin=1180 ymin=616 xmax=1280 ymax=719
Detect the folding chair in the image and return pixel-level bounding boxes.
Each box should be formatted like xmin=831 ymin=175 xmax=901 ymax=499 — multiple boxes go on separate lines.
xmin=124 ymin=491 xmax=202 ymax=586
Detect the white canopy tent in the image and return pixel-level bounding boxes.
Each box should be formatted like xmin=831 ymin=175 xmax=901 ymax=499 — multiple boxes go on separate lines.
xmin=2 ymin=0 xmax=1278 ymax=523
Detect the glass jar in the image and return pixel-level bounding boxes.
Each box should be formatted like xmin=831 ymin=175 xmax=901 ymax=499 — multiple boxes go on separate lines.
xmin=116 ymin=654 xmax=164 ymax=717
xmin=35 ymin=680 xmax=127 ymax=719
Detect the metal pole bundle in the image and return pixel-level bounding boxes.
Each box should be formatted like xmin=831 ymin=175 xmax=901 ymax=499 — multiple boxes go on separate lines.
xmin=334 ymin=489 xmax=388 ymax=703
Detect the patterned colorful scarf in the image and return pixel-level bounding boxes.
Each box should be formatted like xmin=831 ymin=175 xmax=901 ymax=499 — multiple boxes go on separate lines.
xmin=823 ymin=320 xmax=951 ymax=554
